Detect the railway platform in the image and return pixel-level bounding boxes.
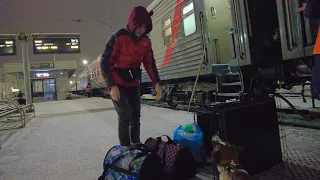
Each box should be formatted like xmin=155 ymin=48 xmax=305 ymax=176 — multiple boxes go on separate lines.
xmin=0 ymin=97 xmax=319 ymax=180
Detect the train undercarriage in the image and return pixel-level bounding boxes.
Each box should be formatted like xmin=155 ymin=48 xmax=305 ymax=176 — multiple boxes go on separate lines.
xmin=139 ymin=57 xmax=314 ymax=109
xmin=70 ymin=56 xmax=316 ymax=120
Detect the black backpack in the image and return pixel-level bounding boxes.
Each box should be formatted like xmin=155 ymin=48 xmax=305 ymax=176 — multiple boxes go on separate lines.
xmin=305 ymin=0 xmax=320 ymax=19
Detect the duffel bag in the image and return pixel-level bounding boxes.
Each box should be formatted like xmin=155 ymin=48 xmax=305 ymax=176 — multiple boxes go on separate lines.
xmin=98 ymin=145 xmax=164 ymax=180
xmin=144 ymin=135 xmax=197 ymax=180
xmin=173 ymin=124 xmax=207 ymax=167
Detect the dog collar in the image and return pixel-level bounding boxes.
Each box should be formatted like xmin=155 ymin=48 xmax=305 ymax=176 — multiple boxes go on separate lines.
xmin=223 ymin=164 xmax=241 ymax=172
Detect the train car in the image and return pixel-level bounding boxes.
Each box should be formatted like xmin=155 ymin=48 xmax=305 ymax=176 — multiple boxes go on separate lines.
xmin=70 ymin=0 xmax=318 ymax=108
xmin=69 ymin=54 xmax=110 ymax=97
xmin=143 ymin=0 xmax=318 ymax=107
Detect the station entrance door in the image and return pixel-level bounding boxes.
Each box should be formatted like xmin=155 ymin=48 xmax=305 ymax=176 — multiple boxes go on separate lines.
xmin=31 ymin=78 xmax=57 ymax=102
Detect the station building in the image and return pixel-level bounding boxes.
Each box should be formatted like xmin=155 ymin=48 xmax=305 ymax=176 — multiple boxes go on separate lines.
xmin=0 ymin=61 xmax=86 ymax=102
xmin=0 ymin=33 xmax=88 ymax=103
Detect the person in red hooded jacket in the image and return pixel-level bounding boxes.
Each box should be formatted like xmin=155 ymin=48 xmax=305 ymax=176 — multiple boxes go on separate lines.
xmin=100 ymin=6 xmax=163 ymax=146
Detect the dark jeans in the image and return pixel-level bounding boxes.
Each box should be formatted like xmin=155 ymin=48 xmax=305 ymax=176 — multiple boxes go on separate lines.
xmin=112 ymin=85 xmax=141 ymax=146
xmin=311 ymin=55 xmax=320 ymax=98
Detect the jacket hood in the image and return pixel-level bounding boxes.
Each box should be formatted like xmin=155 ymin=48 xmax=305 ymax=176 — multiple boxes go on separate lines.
xmin=126 ymin=6 xmax=153 ymax=34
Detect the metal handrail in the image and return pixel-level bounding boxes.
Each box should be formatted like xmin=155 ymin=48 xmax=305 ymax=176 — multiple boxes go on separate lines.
xmin=0 ymin=100 xmax=36 ymax=149
xmin=0 ymin=100 xmax=25 ymax=130
xmin=0 ymin=100 xmax=36 ymax=130
xmin=22 ymin=104 xmax=35 ymax=118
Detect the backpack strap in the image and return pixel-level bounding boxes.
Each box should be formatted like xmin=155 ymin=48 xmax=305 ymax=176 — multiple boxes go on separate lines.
xmin=128 ymin=152 xmax=148 ymax=171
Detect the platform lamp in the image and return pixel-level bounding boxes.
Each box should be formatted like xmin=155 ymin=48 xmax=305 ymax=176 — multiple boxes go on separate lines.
xmin=83 ymin=60 xmax=89 ymax=84
xmin=73 ymin=74 xmax=77 ymax=91
xmin=0 ymin=72 xmax=5 ymax=100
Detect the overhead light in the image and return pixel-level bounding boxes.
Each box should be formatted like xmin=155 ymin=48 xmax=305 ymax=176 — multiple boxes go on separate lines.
xmin=83 ymin=60 xmax=87 ymax=65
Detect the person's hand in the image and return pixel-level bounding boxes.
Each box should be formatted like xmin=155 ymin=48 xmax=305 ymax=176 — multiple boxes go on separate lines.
xmin=110 ymin=86 xmax=120 ymax=101
xmin=155 ymin=83 xmax=163 ymax=101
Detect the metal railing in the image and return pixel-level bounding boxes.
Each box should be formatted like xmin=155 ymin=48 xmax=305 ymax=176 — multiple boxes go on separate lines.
xmin=0 ymin=100 xmax=35 ymax=148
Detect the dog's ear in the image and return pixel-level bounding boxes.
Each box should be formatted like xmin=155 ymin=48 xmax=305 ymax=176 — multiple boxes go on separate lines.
xmin=211 ymin=135 xmax=222 ymax=143
xmin=211 ymin=150 xmax=222 ymax=164
xmin=211 ymin=135 xmax=226 ymax=147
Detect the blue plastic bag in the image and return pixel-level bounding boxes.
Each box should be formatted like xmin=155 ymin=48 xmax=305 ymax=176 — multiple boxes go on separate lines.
xmin=173 ymin=124 xmax=206 ymax=166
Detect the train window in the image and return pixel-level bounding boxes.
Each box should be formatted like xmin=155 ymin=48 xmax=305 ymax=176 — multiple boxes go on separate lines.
xmin=162 ymin=16 xmax=173 ymax=45
xmin=182 ymin=1 xmax=194 ymax=15
xmin=183 ymin=14 xmax=196 ymax=36
xmin=97 ymin=67 xmax=100 ymax=77
xmin=163 ymin=28 xmax=172 ymax=45
xmin=90 ymin=70 xmax=94 ymax=79
xmin=164 ymin=18 xmax=171 ymax=28
xmin=182 ymin=1 xmax=196 ymax=36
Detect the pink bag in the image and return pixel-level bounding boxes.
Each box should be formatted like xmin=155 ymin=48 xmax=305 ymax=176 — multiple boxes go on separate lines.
xmin=144 ymin=135 xmax=197 ymax=180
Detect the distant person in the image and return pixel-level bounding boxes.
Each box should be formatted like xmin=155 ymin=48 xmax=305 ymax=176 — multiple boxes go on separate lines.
xmin=100 ymin=6 xmax=163 ymax=146
xmin=304 ymin=0 xmax=320 ymax=100
xmin=17 ymin=91 xmax=23 ymax=99
xmin=85 ymin=83 xmax=92 ymax=98
xmin=17 ymin=91 xmax=26 ymax=105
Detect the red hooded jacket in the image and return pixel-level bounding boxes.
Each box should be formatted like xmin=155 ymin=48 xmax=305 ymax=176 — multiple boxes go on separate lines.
xmin=314 ymin=28 xmax=320 ymax=55
xmin=100 ymin=6 xmax=160 ymax=88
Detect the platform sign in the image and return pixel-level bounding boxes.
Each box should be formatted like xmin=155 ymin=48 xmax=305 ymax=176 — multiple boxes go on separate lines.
xmin=32 ymin=37 xmax=80 ymax=54
xmin=30 ymin=63 xmax=54 ymax=70
xmin=0 ymin=38 xmax=16 ymax=56
xmin=34 ymin=72 xmax=50 ymax=78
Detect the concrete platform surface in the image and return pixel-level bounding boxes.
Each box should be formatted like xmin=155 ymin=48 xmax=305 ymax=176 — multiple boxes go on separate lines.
xmin=0 ymin=98 xmax=194 ymax=180
xmin=0 ymin=97 xmax=319 ymax=180
xmin=275 ymin=96 xmax=320 ymax=110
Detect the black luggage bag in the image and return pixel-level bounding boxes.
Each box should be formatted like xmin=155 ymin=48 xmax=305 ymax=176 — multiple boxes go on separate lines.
xmin=196 ymin=97 xmax=283 ymax=175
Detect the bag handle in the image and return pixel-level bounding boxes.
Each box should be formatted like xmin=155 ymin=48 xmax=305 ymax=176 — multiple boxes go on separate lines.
xmin=128 ymin=152 xmax=147 ymax=171
xmin=156 ymin=135 xmax=174 ymax=143
xmin=128 ymin=143 xmax=147 ymax=151
xmin=98 ymin=153 xmax=126 ymax=180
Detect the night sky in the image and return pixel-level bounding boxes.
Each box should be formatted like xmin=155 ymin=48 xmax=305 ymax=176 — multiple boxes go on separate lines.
xmin=0 ymin=0 xmax=153 ymax=69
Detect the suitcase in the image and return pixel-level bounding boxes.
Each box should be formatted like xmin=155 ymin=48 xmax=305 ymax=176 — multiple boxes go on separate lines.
xmin=197 ymin=97 xmax=283 ymax=175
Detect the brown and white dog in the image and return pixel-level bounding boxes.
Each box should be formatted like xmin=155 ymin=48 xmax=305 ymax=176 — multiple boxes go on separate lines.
xmin=210 ymin=135 xmax=256 ymax=180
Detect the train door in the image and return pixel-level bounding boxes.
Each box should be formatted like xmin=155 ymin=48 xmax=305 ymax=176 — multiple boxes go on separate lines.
xmin=276 ymin=0 xmax=319 ymax=60
xmin=202 ymin=0 xmax=235 ymax=65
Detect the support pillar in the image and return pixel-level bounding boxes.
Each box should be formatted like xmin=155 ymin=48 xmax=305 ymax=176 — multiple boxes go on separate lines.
xmin=18 ymin=32 xmax=32 ymax=104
